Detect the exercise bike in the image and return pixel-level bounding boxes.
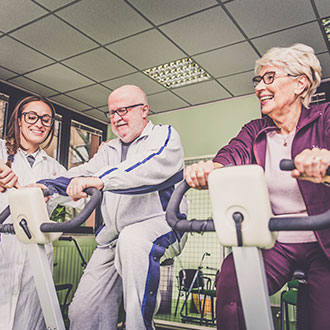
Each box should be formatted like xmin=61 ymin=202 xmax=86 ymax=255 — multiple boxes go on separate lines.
xmin=0 ymin=186 xmax=102 ymax=330
xmin=166 ymin=160 xmax=330 ymax=330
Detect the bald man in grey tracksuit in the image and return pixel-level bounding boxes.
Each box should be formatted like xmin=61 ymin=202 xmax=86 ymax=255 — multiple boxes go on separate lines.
xmin=60 ymin=85 xmax=186 ymax=330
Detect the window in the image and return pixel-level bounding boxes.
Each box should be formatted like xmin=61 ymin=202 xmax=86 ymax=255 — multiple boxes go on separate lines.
xmin=64 ymin=120 xmax=103 ymax=231
xmin=68 ymin=120 xmax=102 ymax=168
xmin=0 ymin=93 xmax=9 ymax=138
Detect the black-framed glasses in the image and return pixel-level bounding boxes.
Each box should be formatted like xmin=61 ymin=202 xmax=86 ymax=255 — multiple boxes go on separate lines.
xmin=252 ymin=71 xmax=297 ymax=88
xmin=21 ymin=111 xmax=55 ymax=127
xmin=109 ymin=103 xmax=144 ymax=118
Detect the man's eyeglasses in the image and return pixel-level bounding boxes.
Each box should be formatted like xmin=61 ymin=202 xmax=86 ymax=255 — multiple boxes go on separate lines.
xmin=252 ymin=71 xmax=297 ymax=88
xmin=109 ymin=103 xmax=144 ymax=118
xmin=21 ymin=111 xmax=55 ymax=127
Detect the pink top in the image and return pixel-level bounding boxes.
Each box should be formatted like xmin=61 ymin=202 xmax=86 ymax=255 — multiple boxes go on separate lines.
xmin=265 ymin=130 xmax=316 ymax=243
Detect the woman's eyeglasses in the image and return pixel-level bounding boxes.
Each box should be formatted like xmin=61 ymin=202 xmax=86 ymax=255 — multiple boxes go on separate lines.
xmin=252 ymin=71 xmax=297 ymax=88
xmin=21 ymin=111 xmax=55 ymax=127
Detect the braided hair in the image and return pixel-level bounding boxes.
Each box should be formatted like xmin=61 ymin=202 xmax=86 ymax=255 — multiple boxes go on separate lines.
xmin=5 ymin=96 xmax=56 ymax=167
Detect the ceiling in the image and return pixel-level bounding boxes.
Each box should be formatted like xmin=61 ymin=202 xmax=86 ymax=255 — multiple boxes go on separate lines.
xmin=1 ymin=0 xmax=329 ymax=123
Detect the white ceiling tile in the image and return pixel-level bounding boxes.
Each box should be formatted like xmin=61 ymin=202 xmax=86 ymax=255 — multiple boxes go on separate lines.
xmin=318 ymin=53 xmax=330 ymax=80
xmin=33 ymin=0 xmax=78 ymax=11
xmin=8 ymin=76 xmax=58 ymax=97
xmin=0 ymin=0 xmax=329 ymax=115
xmin=107 ymin=30 xmax=185 ymax=69
xmin=0 ymin=36 xmax=53 ymax=73
xmin=56 ymin=0 xmax=151 ymax=44
xmin=218 ymin=71 xmax=255 ymax=97
xmin=66 ymin=84 xmax=111 ymax=107
xmin=83 ymin=108 xmax=108 ymax=122
xmin=147 ymin=91 xmax=190 ymax=113
xmin=102 ymin=72 xmax=166 ymax=95
xmin=0 ymin=67 xmax=17 ymax=80
xmin=63 ymin=48 xmax=135 ymax=82
xmin=160 ymin=7 xmax=245 ymax=54
xmin=25 ymin=64 xmax=94 ymax=91
xmin=11 ymin=15 xmax=97 ymax=60
xmin=253 ymin=22 xmax=328 ymax=55
xmin=194 ymin=42 xmax=259 ymax=78
xmin=225 ymin=0 xmax=316 ymax=38
xmin=129 ymin=0 xmax=218 ymax=25
xmin=314 ymin=0 xmax=330 ymax=18
xmin=173 ymin=80 xmax=231 ymax=104
xmin=98 ymin=105 xmax=109 ymax=113
xmin=49 ymin=94 xmax=91 ymax=111
xmin=0 ymin=0 xmax=47 ymax=32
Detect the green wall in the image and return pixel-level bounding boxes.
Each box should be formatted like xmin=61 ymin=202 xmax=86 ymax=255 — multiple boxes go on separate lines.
xmin=150 ymin=94 xmax=261 ymax=158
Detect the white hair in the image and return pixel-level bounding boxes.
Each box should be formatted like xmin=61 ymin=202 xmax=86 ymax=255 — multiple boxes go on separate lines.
xmin=255 ymin=43 xmax=322 ymax=108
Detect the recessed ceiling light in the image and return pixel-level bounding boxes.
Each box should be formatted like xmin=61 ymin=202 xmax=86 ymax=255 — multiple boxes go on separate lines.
xmin=143 ymin=57 xmax=211 ymax=88
xmin=321 ymin=16 xmax=330 ymax=43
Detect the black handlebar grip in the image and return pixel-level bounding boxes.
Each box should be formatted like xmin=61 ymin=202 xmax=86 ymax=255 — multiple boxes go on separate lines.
xmin=40 ymin=187 xmax=102 ymax=233
xmin=280 ymin=159 xmax=330 ymax=175
xmin=0 ymin=206 xmax=10 ymax=225
xmin=42 ymin=186 xmax=55 ymax=197
xmin=279 ymin=159 xmax=296 ymax=171
xmin=269 ymin=209 xmax=330 ymax=231
xmin=0 ymin=223 xmax=15 ymax=234
xmin=165 ymin=180 xmax=215 ymax=233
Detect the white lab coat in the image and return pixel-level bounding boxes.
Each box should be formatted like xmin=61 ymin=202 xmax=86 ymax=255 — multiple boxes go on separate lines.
xmin=0 ymin=139 xmax=67 ymax=330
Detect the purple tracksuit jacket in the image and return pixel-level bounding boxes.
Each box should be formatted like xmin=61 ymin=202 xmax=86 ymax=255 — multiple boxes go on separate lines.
xmin=213 ymin=102 xmax=330 ymax=258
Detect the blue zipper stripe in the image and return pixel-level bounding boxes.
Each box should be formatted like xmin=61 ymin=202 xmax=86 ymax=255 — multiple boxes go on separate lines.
xmin=99 ymin=167 xmax=118 ymax=179
xmin=125 ymin=125 xmax=172 ymax=172
xmin=98 ymin=125 xmax=172 ymax=179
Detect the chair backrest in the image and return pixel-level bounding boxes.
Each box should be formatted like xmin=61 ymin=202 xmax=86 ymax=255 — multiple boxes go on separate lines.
xmin=178 ymin=269 xmax=204 ymax=289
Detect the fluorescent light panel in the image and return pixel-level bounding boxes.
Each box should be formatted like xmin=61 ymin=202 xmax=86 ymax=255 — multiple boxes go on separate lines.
xmin=321 ymin=16 xmax=330 ymax=43
xmin=143 ymin=57 xmax=211 ymax=88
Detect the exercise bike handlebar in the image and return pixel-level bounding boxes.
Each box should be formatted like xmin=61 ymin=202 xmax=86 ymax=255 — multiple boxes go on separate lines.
xmin=269 ymin=209 xmax=330 ymax=231
xmin=166 ymin=163 xmax=330 ymax=234
xmin=269 ymin=158 xmax=330 ymax=231
xmin=280 ymin=159 xmax=330 ymax=175
xmin=165 ymin=180 xmax=215 ymax=233
xmin=0 ymin=186 xmax=102 ymax=234
xmin=40 ymin=187 xmax=102 ymax=233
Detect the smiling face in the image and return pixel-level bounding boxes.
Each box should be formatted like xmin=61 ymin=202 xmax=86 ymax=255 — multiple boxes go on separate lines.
xmin=254 ymin=65 xmax=302 ymax=121
xmin=108 ymin=85 xmax=149 ymax=143
xmin=19 ymin=101 xmax=53 ymax=153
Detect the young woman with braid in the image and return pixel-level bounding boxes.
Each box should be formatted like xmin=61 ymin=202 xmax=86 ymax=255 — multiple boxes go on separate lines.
xmin=0 ymin=95 xmax=68 ymax=330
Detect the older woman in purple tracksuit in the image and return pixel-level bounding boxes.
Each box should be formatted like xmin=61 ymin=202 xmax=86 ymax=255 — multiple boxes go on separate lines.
xmin=185 ymin=43 xmax=330 ymax=330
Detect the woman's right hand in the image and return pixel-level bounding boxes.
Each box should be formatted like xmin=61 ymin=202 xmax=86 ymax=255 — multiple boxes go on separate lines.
xmin=0 ymin=160 xmax=19 ymax=192
xmin=292 ymin=148 xmax=330 ymax=183
xmin=184 ymin=160 xmax=222 ymax=189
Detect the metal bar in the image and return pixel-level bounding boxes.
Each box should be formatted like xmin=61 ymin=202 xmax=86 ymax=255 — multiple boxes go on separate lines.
xmin=25 ymin=244 xmax=65 ymax=330
xmin=233 ymin=246 xmax=274 ymax=330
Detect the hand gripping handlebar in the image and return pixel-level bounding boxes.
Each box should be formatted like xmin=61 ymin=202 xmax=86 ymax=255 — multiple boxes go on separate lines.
xmin=280 ymin=159 xmax=330 ymax=175
xmin=166 ymin=164 xmax=330 ymax=235
xmin=0 ymin=187 xmax=102 ymax=234
xmin=41 ymin=187 xmax=102 ymax=233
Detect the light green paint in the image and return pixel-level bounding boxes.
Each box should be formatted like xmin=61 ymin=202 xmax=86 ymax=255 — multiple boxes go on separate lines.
xmin=150 ymin=94 xmax=261 ymax=158
xmin=107 ymin=124 xmax=116 ymax=140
